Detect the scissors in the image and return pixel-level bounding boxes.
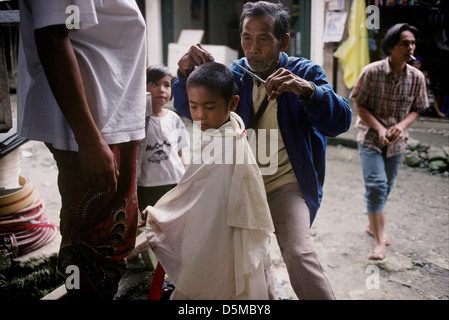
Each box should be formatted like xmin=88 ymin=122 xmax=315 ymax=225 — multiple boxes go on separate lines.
xmin=230 ymin=62 xmax=266 ymax=84
xmin=211 ymin=60 xmax=266 ymax=84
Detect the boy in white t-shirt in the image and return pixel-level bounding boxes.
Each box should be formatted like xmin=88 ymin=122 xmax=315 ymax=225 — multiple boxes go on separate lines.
xmin=138 ymin=65 xmax=189 ymax=219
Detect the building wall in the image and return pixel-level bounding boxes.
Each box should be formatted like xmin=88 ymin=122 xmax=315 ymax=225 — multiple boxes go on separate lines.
xmin=146 ymin=0 xmax=163 ymax=66
xmin=321 ymin=0 xmax=352 ymax=99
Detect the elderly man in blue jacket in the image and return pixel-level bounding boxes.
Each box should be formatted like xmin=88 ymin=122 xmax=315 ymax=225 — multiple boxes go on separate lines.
xmin=172 ymin=1 xmax=351 ymax=300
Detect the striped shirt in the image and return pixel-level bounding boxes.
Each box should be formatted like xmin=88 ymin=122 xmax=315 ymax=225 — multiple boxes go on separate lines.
xmin=351 ymin=58 xmax=428 ymax=157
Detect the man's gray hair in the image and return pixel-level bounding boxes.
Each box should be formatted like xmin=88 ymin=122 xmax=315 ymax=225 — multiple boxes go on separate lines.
xmin=239 ymin=1 xmax=290 ymax=41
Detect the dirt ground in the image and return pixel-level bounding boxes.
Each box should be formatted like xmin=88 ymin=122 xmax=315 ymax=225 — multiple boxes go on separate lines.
xmin=262 ymin=143 xmax=448 ymax=301
xmin=16 ymin=139 xmax=448 ymax=300
xmin=309 ymin=145 xmax=449 ymax=300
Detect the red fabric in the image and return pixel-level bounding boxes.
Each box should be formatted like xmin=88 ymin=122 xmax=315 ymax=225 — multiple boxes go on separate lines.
xmin=147 ymin=262 xmax=165 ymax=300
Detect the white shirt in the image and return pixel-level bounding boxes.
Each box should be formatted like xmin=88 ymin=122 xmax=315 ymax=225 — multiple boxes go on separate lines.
xmin=17 ymin=0 xmax=147 ymax=151
xmin=138 ymin=110 xmax=189 ymax=187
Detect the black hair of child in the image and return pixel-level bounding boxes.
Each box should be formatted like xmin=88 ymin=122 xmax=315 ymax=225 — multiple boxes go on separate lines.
xmin=187 ymin=62 xmax=239 ymax=104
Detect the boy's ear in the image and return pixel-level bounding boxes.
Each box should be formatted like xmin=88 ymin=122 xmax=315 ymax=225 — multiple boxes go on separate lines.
xmin=230 ymin=95 xmax=240 ymax=112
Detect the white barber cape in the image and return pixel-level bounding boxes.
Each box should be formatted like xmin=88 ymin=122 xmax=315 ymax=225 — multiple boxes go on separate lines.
xmin=145 ymin=112 xmax=274 ymax=300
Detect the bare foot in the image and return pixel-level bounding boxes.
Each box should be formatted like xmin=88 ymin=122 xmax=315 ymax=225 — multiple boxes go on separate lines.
xmin=368 ymin=245 xmax=386 ymax=260
xmin=366 ymin=225 xmax=391 ymax=246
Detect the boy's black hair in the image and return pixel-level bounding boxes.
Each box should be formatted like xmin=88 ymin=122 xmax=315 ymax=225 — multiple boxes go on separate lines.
xmin=239 ymin=1 xmax=290 ymax=41
xmin=146 ymin=64 xmax=171 ymax=84
xmin=187 ymin=62 xmax=238 ymax=104
xmin=381 ymin=23 xmax=419 ymax=56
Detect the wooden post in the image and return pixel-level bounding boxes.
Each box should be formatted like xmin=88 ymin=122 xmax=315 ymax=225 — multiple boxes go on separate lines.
xmin=0 ymin=10 xmax=19 ymax=133
xmin=0 ymin=10 xmax=20 ymax=133
xmin=0 ymin=31 xmax=12 ymax=133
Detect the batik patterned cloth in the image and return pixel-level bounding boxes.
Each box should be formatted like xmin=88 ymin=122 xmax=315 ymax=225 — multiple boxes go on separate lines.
xmin=48 ymin=141 xmax=139 ymax=299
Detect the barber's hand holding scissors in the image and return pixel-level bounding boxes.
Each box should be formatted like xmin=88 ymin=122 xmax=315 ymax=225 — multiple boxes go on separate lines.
xmin=265 ymin=68 xmax=315 ymax=101
xmin=178 ymin=43 xmax=215 ymax=78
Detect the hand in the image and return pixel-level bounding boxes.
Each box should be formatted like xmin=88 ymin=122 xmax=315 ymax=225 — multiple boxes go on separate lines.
xmin=377 ymin=127 xmax=393 ymax=146
xmin=178 ymin=43 xmax=215 ymax=77
xmin=140 ymin=207 xmax=152 ymax=227
xmin=138 ymin=209 xmax=147 ymax=227
xmin=386 ymin=123 xmax=406 ymax=143
xmin=78 ymin=138 xmax=119 ymax=193
xmin=265 ymin=68 xmax=315 ymax=101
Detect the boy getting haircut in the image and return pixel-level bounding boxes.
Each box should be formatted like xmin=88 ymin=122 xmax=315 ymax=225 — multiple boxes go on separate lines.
xmin=144 ymin=62 xmax=274 ymax=299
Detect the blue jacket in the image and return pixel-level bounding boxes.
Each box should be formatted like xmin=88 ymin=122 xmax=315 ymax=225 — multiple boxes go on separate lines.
xmin=173 ymin=52 xmax=352 ymax=224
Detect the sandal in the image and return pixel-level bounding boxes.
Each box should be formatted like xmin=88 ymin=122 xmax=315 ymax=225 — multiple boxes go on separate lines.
xmin=160 ymin=280 xmax=175 ymax=300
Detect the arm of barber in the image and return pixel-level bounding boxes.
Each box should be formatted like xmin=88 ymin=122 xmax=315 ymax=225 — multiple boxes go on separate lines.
xmin=265 ymin=66 xmax=352 ymax=137
xmin=35 ymin=25 xmax=119 ymax=192
xmin=177 ymin=43 xmax=215 ymax=78
xmin=173 ymin=44 xmax=214 ymax=119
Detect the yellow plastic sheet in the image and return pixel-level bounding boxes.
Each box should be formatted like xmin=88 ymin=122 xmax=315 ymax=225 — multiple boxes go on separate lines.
xmin=334 ymin=0 xmax=370 ymax=89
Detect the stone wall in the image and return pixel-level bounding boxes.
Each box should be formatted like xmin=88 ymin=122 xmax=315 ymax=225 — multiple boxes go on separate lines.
xmin=404 ymin=138 xmax=449 ymax=176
